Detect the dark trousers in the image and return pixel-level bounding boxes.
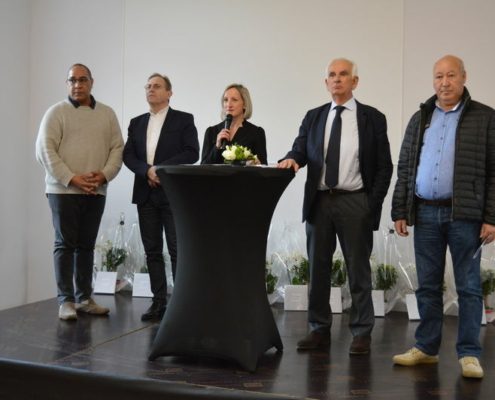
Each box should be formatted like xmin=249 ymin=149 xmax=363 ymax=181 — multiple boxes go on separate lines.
xmin=306 ymin=191 xmax=374 ymax=337
xmin=137 ymin=188 xmax=177 ymax=302
xmin=48 ymin=194 xmax=106 ymax=305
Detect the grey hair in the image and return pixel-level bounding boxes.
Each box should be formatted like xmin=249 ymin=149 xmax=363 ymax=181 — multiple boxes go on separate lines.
xmin=325 ymin=58 xmax=358 ymax=78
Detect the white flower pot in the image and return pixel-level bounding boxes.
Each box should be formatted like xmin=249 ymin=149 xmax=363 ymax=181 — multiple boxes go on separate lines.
xmin=330 ymin=287 xmax=342 ymax=313
xmin=284 ymin=284 xmax=308 ymax=311
xmin=372 ymin=289 xmax=385 ymax=317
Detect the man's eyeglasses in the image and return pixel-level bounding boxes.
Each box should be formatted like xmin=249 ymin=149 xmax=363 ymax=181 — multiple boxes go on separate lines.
xmin=67 ymin=77 xmax=91 ymax=85
xmin=144 ymin=84 xmax=165 ymax=91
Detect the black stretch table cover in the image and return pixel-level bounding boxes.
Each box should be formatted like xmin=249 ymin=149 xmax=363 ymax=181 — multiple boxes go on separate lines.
xmin=149 ymin=165 xmax=294 ymax=371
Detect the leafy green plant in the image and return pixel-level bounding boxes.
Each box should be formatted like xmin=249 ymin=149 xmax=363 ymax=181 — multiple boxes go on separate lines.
xmin=373 ymin=263 xmax=398 ymax=291
xmin=481 ymin=268 xmax=495 ymax=297
xmin=289 ymin=256 xmax=309 ymax=285
xmin=331 ymin=259 xmax=347 ymax=287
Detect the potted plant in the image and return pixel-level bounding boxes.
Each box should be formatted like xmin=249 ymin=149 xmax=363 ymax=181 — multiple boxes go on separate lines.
xmin=284 ymin=253 xmax=309 ymax=311
xmin=372 ymin=263 xmax=398 ymax=316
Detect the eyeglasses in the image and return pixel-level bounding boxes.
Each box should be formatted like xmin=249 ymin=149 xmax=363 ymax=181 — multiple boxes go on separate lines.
xmin=66 ymin=77 xmax=91 ymax=85
xmin=144 ymin=84 xmax=165 ymax=91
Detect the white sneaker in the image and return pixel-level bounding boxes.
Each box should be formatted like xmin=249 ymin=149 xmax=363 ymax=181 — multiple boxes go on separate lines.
xmin=459 ymin=357 xmax=484 ymax=379
xmin=393 ymin=347 xmax=439 ymax=366
xmin=75 ymin=298 xmax=109 ymax=315
xmin=59 ymin=302 xmax=77 ymax=320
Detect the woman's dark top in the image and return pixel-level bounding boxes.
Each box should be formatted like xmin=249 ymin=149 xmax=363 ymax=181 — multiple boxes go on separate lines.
xmin=201 ymin=120 xmax=267 ymax=164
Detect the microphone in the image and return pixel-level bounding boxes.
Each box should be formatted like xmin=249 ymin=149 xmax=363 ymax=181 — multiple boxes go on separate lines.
xmin=220 ymin=114 xmax=233 ymax=149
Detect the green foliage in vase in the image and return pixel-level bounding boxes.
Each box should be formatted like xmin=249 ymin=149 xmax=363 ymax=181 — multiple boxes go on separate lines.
xmin=331 ymin=259 xmax=347 ymax=287
xmin=374 ymin=263 xmax=398 ymax=291
xmin=139 ymin=265 xmax=148 ymax=274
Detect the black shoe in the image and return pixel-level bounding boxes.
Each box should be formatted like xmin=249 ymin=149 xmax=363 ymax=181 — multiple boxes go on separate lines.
xmin=349 ymin=335 xmax=371 ymax=355
xmin=141 ymin=300 xmax=166 ymax=322
xmin=297 ymin=331 xmax=331 ymax=350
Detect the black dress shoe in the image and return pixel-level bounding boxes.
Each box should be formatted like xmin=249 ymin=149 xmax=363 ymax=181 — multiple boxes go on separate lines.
xmin=349 ymin=335 xmax=371 ymax=355
xmin=297 ymin=331 xmax=331 ymax=350
xmin=141 ymin=300 xmax=166 ymax=322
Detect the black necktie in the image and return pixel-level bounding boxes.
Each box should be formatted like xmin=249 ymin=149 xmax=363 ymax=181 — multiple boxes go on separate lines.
xmin=325 ymin=105 xmax=345 ymax=188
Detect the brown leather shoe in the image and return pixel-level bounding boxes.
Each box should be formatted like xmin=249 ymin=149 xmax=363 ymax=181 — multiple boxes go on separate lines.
xmin=349 ymin=335 xmax=371 ymax=354
xmin=297 ymin=331 xmax=331 ymax=350
xmin=141 ymin=300 xmax=166 ymax=322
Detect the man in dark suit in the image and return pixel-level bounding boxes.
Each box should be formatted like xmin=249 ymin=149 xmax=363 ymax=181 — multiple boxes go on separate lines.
xmin=123 ymin=73 xmax=199 ymax=321
xmin=278 ymin=58 xmax=392 ymax=354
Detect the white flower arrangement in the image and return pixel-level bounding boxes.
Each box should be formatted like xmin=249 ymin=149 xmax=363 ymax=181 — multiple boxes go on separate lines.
xmin=222 ymin=144 xmax=259 ymax=165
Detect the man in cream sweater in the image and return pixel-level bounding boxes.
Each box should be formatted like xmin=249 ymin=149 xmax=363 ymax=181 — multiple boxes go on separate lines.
xmin=36 ymin=63 xmax=124 ymax=320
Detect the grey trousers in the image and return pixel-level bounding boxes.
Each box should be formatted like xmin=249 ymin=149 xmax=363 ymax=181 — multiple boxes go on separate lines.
xmin=48 ymin=194 xmax=105 ymax=304
xmin=306 ymin=190 xmax=374 ymax=337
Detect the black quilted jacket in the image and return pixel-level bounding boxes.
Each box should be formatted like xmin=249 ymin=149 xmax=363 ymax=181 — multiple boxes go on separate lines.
xmin=391 ymin=88 xmax=495 ymax=225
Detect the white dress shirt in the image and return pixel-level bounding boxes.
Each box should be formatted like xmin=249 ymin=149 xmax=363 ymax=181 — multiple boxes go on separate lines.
xmin=146 ymin=106 xmax=169 ymax=165
xmin=319 ymin=98 xmax=363 ymax=191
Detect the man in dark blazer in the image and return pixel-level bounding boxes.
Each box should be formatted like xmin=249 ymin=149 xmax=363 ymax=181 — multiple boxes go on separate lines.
xmin=278 ymin=58 xmax=392 ymax=354
xmin=123 ymin=73 xmax=199 ymax=321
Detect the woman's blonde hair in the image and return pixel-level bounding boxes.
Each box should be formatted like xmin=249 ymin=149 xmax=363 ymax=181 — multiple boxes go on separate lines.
xmin=220 ymin=83 xmax=253 ymax=120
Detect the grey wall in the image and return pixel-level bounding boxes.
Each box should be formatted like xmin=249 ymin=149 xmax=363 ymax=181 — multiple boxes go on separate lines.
xmin=1 ymin=0 xmax=494 ymax=310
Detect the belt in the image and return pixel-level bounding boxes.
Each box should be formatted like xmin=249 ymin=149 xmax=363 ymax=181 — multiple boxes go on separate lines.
xmin=415 ymin=196 xmax=452 ymax=207
xmin=323 ymin=188 xmax=366 ymax=195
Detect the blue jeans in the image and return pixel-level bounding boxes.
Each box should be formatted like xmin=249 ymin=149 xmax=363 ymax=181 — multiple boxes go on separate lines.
xmin=414 ymin=204 xmax=482 ymax=358
xmin=48 ymin=194 xmax=106 ymax=304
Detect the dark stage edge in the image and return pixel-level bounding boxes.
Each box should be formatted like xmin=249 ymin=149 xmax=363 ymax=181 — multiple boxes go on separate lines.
xmin=0 ymin=293 xmax=494 ymax=400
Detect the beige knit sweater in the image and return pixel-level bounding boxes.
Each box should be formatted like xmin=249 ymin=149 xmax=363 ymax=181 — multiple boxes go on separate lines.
xmin=35 ymin=99 xmax=124 ymax=195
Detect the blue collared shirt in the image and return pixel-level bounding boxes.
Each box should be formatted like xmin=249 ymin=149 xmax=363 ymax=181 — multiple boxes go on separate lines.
xmin=415 ymin=102 xmax=463 ymax=200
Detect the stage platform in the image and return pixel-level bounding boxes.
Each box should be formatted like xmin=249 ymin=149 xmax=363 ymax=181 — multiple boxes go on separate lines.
xmin=0 ymin=292 xmax=494 ymax=399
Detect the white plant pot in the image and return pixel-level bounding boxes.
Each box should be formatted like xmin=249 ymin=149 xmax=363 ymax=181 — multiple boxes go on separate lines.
xmin=330 ymin=287 xmax=342 ymax=313
xmin=284 ymin=284 xmax=308 ymax=311
xmin=132 ymin=273 xmax=153 ymax=297
xmin=406 ymin=293 xmax=420 ymax=320
xmin=372 ymin=289 xmax=385 ymax=317
xmin=93 ymin=271 xmax=117 ymax=294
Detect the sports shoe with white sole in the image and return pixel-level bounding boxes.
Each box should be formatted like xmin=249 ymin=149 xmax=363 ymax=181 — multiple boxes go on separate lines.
xmin=75 ymin=298 xmax=109 ymax=315
xmin=393 ymin=347 xmax=439 ymax=366
xmin=459 ymin=356 xmax=483 ymax=379
xmin=59 ymin=302 xmax=77 ymax=320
